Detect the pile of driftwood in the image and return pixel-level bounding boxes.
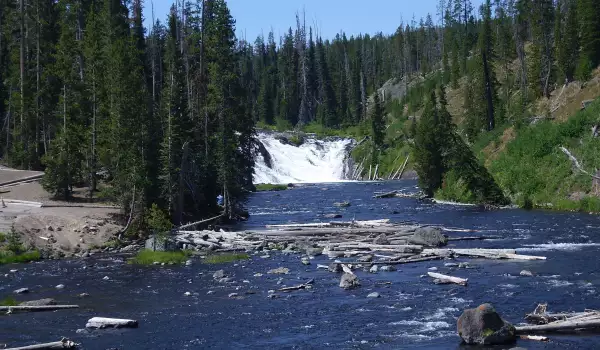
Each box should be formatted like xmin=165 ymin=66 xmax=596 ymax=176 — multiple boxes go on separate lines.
xmin=516 ymin=304 xmax=600 ymax=334
xmin=175 ymin=220 xmax=546 ymax=281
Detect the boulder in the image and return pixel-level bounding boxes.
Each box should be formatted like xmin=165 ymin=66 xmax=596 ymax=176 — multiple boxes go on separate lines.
xmin=339 ymin=273 xmax=360 ymax=289
xmin=408 ymin=227 xmax=448 ymax=247
xmin=301 ymin=257 xmax=311 ymax=265
xmin=328 ymin=263 xmax=343 ymax=273
xmin=13 ymin=288 xmax=29 ymax=294
xmin=305 ymin=247 xmax=323 ymax=257
xmin=367 ymin=292 xmax=380 ymax=298
xmin=20 ymin=298 xmax=56 ymax=306
xmin=373 ymin=234 xmax=389 ymax=245
xmin=520 ymin=270 xmax=533 ymax=277
xmin=457 ymin=304 xmax=516 ymax=345
xmin=369 ymin=265 xmax=378 ymax=273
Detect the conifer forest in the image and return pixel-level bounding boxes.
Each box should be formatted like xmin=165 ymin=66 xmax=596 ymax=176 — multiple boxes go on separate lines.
xmin=1 ymin=0 xmax=600 ymax=226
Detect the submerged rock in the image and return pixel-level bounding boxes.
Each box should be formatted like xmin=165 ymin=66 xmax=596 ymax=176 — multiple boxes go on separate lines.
xmin=408 ymin=227 xmax=448 ymax=247
xmin=324 ymin=213 xmax=342 ymax=219
xmin=13 ymin=288 xmax=29 ymax=294
xmin=457 ymin=303 xmax=516 ymax=345
xmin=339 ymin=273 xmax=360 ymax=289
xmin=367 ymin=292 xmax=380 ymax=298
xmin=55 ymin=284 xmax=65 ymax=289
xmin=520 ymin=270 xmax=534 ymax=277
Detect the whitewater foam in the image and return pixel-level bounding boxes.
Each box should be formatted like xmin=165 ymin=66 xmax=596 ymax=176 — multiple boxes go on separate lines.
xmin=518 ymin=242 xmax=600 ymax=252
xmin=254 ymin=132 xmax=354 ymax=184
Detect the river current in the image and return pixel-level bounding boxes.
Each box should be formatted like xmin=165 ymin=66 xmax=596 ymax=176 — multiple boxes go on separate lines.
xmin=2 ymin=181 xmax=600 ymax=349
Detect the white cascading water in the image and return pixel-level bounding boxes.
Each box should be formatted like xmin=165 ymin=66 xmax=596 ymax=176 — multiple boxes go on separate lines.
xmin=254 ymin=132 xmax=354 ymax=184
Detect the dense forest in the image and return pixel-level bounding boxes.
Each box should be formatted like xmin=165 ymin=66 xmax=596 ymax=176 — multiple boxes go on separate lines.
xmin=0 ymin=0 xmax=256 ymax=228
xmin=1 ymin=0 xmax=600 ymax=226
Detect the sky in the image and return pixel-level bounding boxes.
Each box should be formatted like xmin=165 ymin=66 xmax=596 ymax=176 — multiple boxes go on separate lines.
xmin=144 ymin=0 xmax=485 ymax=40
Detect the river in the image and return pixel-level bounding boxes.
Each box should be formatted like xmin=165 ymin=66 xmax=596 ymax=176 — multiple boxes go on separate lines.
xmin=1 ymin=181 xmax=600 ymax=349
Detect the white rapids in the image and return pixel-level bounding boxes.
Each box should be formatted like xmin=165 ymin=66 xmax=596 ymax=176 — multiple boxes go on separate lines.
xmin=253 ymin=132 xmax=354 ymax=184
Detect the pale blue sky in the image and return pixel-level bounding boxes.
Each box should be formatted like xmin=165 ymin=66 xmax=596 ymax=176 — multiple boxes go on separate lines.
xmin=144 ymin=0 xmax=485 ymax=40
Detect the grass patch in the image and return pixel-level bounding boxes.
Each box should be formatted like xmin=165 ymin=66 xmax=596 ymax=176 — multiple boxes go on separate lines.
xmin=0 ymin=251 xmax=41 ymax=265
xmin=129 ymin=250 xmax=191 ymax=265
xmin=255 ymin=183 xmax=288 ymax=191
xmin=0 ymin=297 xmax=18 ymax=306
xmin=203 ymin=253 xmax=249 ymax=264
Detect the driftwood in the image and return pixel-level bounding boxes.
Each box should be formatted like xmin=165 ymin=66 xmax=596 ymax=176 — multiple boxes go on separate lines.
xmin=86 ymin=317 xmax=138 ymax=329
xmin=178 ymin=213 xmax=224 ymax=230
xmin=0 ymin=305 xmax=79 ymax=312
xmin=520 ymin=335 xmax=549 ymax=341
xmin=560 ymin=146 xmax=600 ymax=181
xmin=446 ymin=235 xmax=501 ymax=241
xmin=374 ymin=190 xmax=399 ymax=199
xmin=5 ymin=338 xmax=78 ymax=350
xmin=421 ymin=248 xmax=545 ymax=260
xmin=515 ymin=319 xmax=600 ymax=334
xmin=427 ymin=272 xmax=468 ymax=286
xmin=278 ymin=279 xmax=314 ymax=292
xmin=336 ymin=255 xmax=444 ymax=266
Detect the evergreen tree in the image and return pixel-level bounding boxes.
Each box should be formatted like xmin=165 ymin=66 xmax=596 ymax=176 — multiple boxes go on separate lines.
xmin=555 ymin=0 xmax=579 ymax=83
xmin=371 ymin=91 xmax=385 ymax=148
xmin=414 ymin=92 xmax=444 ymax=197
xmin=576 ymin=0 xmax=600 ymax=79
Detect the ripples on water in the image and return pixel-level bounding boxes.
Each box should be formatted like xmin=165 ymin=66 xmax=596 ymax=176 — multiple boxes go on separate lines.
xmin=1 ymin=181 xmax=600 ymax=349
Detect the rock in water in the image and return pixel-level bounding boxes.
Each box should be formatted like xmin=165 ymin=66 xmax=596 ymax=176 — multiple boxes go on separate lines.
xmin=369 ymin=265 xmax=379 ymax=273
xmin=520 ymin=270 xmax=533 ymax=277
xmin=380 ymin=265 xmax=396 ymax=272
xmin=20 ymin=298 xmax=57 ymax=306
xmin=457 ymin=304 xmax=516 ymax=345
xmin=301 ymin=257 xmax=311 ymax=265
xmin=357 ymin=254 xmax=374 ymax=263
xmin=55 ymin=284 xmax=65 ymax=289
xmin=268 ymin=267 xmax=290 ymax=274
xmin=367 ymin=292 xmax=380 ymax=298
xmin=324 ymin=213 xmax=342 ymax=219
xmin=86 ymin=317 xmax=138 ymax=329
xmin=339 ymin=273 xmax=360 ymax=289
xmin=373 ymin=234 xmax=389 ymax=245
xmin=328 ymin=263 xmax=343 ymax=273
xmin=213 ymin=270 xmax=226 ymax=279
xmin=13 ymin=288 xmax=29 ymax=294
xmin=305 ymin=247 xmax=323 ymax=257
xmin=408 ymin=227 xmax=448 ymax=247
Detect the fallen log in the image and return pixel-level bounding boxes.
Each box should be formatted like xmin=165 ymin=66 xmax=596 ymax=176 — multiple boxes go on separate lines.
xmin=515 ymin=319 xmax=600 ymax=334
xmin=373 ymin=191 xmax=399 ymax=199
xmin=86 ymin=317 xmax=138 ymax=329
xmin=278 ymin=279 xmax=314 ymax=292
xmin=334 ymin=255 xmax=443 ymax=265
xmin=0 ymin=305 xmax=79 ymax=312
xmin=427 ymin=272 xmax=468 ymax=286
xmin=520 ymin=335 xmax=549 ymax=341
xmin=502 ymin=253 xmax=546 ymax=260
xmin=446 ymin=235 xmax=501 ymax=241
xmin=5 ymin=338 xmax=78 ymax=350
xmin=525 ymin=312 xmax=588 ymax=324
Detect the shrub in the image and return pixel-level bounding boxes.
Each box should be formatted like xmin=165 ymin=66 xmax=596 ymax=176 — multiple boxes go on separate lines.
xmin=0 ymin=251 xmax=41 ymax=265
xmin=203 ymin=253 xmax=249 ymax=264
xmin=255 ymin=184 xmax=288 ymax=192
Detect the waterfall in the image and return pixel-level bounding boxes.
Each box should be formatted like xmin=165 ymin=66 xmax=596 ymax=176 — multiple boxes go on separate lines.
xmin=253 ymin=132 xmax=355 ymax=184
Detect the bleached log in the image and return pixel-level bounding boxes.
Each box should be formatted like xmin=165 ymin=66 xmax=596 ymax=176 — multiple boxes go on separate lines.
xmin=446 ymin=235 xmax=501 ymax=241
xmin=334 ymin=255 xmax=442 ymax=265
xmin=520 ymin=335 xmax=549 ymax=341
xmin=86 ymin=317 xmax=138 ymax=329
xmin=0 ymin=305 xmax=79 ymax=312
xmin=278 ymin=279 xmax=314 ymax=292
xmin=395 ymin=155 xmax=410 ymax=180
xmin=427 ymin=272 xmax=468 ymax=286
xmin=265 ymin=219 xmax=391 ymax=229
xmin=5 ymin=339 xmax=78 ymax=350
xmin=515 ymin=319 xmax=600 ymax=334
xmin=502 ymin=253 xmax=546 ymax=260
xmin=373 ymin=191 xmax=399 ymax=199
xmin=341 ymin=264 xmax=354 ymax=275
xmin=560 ymin=146 xmax=600 ymax=180
xmin=525 ymin=312 xmax=588 ymax=324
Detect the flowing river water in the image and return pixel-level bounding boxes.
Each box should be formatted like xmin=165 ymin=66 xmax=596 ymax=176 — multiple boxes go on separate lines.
xmin=2 ymin=181 xmax=600 ymax=349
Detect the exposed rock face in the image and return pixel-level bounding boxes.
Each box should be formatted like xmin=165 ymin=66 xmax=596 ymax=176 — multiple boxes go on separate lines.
xmin=408 ymin=227 xmax=448 ymax=247
xmin=339 ymin=273 xmax=360 ymax=289
xmin=457 ymin=304 xmax=516 ymax=345
xmin=213 ymin=270 xmax=226 ymax=280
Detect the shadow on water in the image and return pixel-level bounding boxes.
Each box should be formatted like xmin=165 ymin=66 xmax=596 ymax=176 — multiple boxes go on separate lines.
xmin=1 ymin=181 xmax=600 ymax=349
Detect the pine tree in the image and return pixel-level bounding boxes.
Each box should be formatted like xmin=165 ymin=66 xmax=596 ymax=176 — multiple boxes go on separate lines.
xmin=414 ymin=91 xmax=444 ymax=197
xmin=576 ymin=0 xmax=600 ymax=80
xmin=555 ymin=0 xmax=579 ymax=83
xmin=371 ymin=91 xmax=385 ymax=148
